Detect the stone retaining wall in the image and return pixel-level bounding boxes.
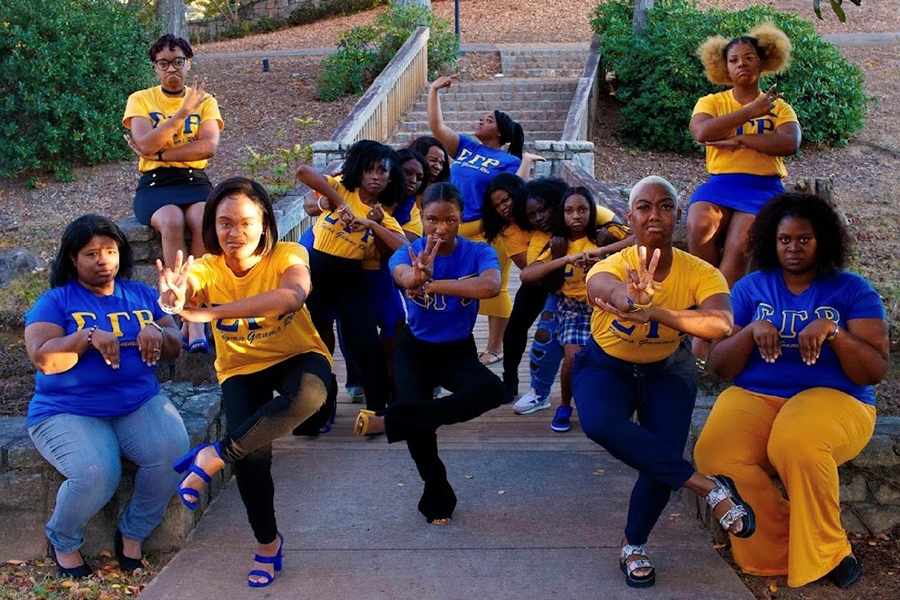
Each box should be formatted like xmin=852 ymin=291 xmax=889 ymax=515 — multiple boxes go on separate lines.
xmin=679 ymin=397 xmax=900 ymax=544
xmin=0 ymin=382 xmax=228 ymax=562
xmin=189 ymin=0 xmax=314 ymax=42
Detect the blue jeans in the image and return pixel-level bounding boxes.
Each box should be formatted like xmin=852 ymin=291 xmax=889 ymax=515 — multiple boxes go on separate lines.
xmin=529 ymin=294 xmax=564 ymax=399
xmin=572 ymin=340 xmax=698 ymax=545
xmin=28 ymin=393 xmax=189 ymax=553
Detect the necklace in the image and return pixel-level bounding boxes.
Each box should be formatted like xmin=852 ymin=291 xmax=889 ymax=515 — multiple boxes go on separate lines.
xmin=161 ymin=86 xmax=185 ymax=97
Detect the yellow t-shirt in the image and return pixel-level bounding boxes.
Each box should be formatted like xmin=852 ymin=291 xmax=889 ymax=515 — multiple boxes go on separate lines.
xmin=536 ymin=237 xmax=600 ymax=303
xmin=362 ymin=202 xmax=424 ymax=270
xmin=692 ymin=90 xmax=798 ymax=178
xmin=526 ymin=231 xmax=552 ymax=265
xmin=501 ymin=223 xmax=530 ymax=258
xmin=122 ymin=86 xmax=224 ymax=172
xmin=187 ymin=242 xmax=332 ymax=383
xmin=312 ymin=175 xmax=404 ymax=262
xmin=588 ymin=247 xmax=729 ymax=363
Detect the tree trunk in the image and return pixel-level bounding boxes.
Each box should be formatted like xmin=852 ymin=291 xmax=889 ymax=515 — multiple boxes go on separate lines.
xmin=394 ymin=0 xmax=432 ymax=8
xmin=157 ymin=0 xmax=187 ymax=39
xmin=632 ymin=0 xmax=654 ymax=37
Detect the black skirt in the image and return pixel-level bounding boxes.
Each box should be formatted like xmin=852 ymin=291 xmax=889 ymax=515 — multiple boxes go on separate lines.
xmin=133 ymin=167 xmax=212 ymax=225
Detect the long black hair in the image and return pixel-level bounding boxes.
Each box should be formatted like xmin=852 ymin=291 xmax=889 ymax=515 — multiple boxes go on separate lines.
xmin=202 ymin=177 xmax=279 ymax=258
xmin=407 ymin=136 xmax=450 ymax=183
xmin=340 ymin=140 xmax=405 ymax=207
xmin=493 ymin=110 xmax=524 ymax=158
xmin=482 ymin=173 xmax=525 ymax=244
xmin=50 ymin=215 xmax=134 ymax=288
xmin=749 ymin=192 xmax=850 ymax=276
xmin=512 ymin=177 xmax=568 ymax=231
xmin=554 ymin=186 xmax=599 ymax=241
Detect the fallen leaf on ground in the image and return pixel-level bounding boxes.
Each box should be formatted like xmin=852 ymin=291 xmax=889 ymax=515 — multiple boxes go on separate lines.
xmin=593 ymin=469 xmax=605 ymax=476
xmin=498 ymin=490 xmax=506 ymax=495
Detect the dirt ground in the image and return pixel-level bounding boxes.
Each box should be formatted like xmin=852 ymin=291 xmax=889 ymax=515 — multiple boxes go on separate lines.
xmin=1 ymin=2 xmax=898 ymax=597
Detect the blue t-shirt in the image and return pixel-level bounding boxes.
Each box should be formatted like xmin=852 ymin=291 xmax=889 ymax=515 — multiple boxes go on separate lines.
xmin=393 ymin=195 xmax=417 ymax=227
xmin=732 ymin=269 xmax=885 ymax=405
xmin=25 ymin=279 xmax=166 ymax=426
xmin=450 ymin=135 xmax=521 ymax=223
xmin=389 ymin=236 xmax=500 ymax=343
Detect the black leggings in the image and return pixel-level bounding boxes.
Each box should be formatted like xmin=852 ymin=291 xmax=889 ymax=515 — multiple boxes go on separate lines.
xmin=386 ymin=327 xmax=504 ymax=521
xmin=502 ymin=282 xmax=548 ymax=394
xmin=306 ymin=249 xmax=390 ymax=411
xmin=220 ymin=352 xmax=331 ymax=543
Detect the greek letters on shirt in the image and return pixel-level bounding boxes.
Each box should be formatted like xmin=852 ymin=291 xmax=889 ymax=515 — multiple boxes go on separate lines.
xmin=736 ymin=117 xmax=775 ymax=136
xmin=409 ymin=273 xmax=477 ymax=310
xmin=148 ymin=111 xmax=202 ymax=136
xmin=212 ymin=307 xmax=296 ymax=345
xmin=753 ymin=303 xmax=839 ymax=347
xmin=321 ymin=210 xmax=372 ymax=251
xmin=456 ymin=148 xmax=503 ymax=175
xmin=71 ymin=310 xmax=156 ymax=338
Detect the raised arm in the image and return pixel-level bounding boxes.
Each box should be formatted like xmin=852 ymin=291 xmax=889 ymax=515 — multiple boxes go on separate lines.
xmin=297 ymin=165 xmax=349 ymax=216
xmin=520 ymin=254 xmax=573 ymax=284
xmin=427 ymin=75 xmax=461 ymax=159
xmin=427 ymin=269 xmax=501 ymax=300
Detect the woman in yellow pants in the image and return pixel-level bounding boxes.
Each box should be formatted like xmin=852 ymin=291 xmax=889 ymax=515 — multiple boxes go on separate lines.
xmin=696 ymin=193 xmax=889 ymax=589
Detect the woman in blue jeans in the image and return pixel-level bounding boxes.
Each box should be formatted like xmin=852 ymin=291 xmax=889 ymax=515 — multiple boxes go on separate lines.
xmin=574 ymin=176 xmax=755 ymax=588
xmin=25 ymin=215 xmax=188 ymax=577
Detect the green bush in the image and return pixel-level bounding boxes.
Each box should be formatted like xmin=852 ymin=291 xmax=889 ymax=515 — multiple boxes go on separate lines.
xmin=592 ymin=0 xmax=868 ymax=153
xmin=0 ymin=0 xmax=156 ymax=180
xmin=316 ymin=2 xmax=458 ymax=101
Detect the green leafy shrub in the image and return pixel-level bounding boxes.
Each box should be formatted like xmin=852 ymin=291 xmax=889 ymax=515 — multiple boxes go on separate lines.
xmin=241 ymin=143 xmax=314 ymax=198
xmin=592 ymin=0 xmax=868 ymax=153
xmin=316 ymin=2 xmax=458 ymax=101
xmin=0 ymin=0 xmax=156 ymax=179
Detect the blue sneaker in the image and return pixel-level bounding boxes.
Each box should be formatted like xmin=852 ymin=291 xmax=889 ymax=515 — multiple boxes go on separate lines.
xmin=551 ymin=406 xmax=573 ymax=432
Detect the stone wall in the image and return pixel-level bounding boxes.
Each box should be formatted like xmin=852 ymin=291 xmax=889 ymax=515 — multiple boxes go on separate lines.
xmin=679 ymin=397 xmax=900 ymax=545
xmin=188 ymin=0 xmax=315 ymax=42
xmin=0 ymin=382 xmax=229 ymax=562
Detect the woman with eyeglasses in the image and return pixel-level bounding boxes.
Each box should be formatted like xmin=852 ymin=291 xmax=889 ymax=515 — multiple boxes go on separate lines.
xmin=123 ymin=34 xmax=224 ymax=354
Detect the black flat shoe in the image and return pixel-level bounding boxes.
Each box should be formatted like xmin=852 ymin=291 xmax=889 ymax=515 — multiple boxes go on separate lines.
xmin=50 ymin=544 xmax=91 ymax=578
xmin=827 ymin=555 xmax=862 ymax=589
xmin=115 ymin=529 xmax=144 ymax=572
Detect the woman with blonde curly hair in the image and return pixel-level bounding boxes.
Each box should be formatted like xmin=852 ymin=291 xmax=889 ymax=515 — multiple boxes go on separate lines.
xmin=687 ymin=24 xmax=802 ymax=296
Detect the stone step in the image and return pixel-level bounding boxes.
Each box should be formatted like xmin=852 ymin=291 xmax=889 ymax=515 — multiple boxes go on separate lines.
xmin=398 ymin=119 xmax=566 ymax=132
xmin=390 ymin=130 xmax=564 ymax=145
xmin=429 ymin=78 xmax=579 ymax=94
xmin=501 ymin=58 xmax=587 ymax=68
xmin=410 ymin=99 xmax=574 ymax=112
xmin=502 ymin=67 xmax=585 ymax=78
xmin=403 ymin=108 xmax=571 ymax=122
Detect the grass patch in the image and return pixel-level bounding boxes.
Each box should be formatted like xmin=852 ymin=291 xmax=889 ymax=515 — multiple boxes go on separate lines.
xmin=0 ymin=272 xmax=48 ymax=329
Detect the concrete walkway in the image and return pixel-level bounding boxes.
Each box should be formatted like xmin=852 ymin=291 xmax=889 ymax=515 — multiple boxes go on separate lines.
xmin=137 ymin=403 xmax=754 ymax=600
xmin=138 ymin=266 xmax=753 ymax=600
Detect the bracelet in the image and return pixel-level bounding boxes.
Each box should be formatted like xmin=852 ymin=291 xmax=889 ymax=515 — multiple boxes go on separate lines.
xmin=157 ymin=297 xmax=182 ymax=315
xmin=826 ymin=321 xmax=839 ymax=341
xmin=148 ymin=321 xmax=165 ymax=333
xmin=85 ymin=325 xmax=98 ymax=348
xmin=157 ymin=149 xmax=164 ymax=161
xmin=626 ymin=297 xmax=652 ymax=311
xmin=316 ymin=196 xmax=327 ymax=212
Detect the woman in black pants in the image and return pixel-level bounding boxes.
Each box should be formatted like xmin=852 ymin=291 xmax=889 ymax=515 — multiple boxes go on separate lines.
xmin=354 ymin=183 xmax=504 ymax=524
xmin=296 ymin=141 xmax=409 ymax=411
xmin=157 ymin=178 xmax=332 ymax=587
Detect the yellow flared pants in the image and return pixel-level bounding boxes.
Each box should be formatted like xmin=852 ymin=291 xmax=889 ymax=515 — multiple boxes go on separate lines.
xmin=459 ymin=220 xmax=512 ymax=318
xmin=694 ymin=386 xmax=875 ymax=587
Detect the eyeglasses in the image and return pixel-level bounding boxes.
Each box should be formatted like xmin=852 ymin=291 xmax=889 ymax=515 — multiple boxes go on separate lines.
xmin=153 ymin=57 xmax=187 ymax=70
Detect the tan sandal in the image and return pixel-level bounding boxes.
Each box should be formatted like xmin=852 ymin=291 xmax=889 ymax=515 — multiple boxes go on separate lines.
xmin=430 ymin=517 xmax=452 ymax=526
xmin=355 ymin=410 xmax=386 ymax=436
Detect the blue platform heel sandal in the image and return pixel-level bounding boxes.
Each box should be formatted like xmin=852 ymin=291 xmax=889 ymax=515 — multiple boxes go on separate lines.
xmin=172 ymin=441 xmax=223 ymax=510
xmin=248 ymin=532 xmax=284 ymax=588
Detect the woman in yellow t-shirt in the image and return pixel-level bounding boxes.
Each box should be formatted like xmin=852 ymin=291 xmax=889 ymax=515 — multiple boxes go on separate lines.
xmin=575 ymin=176 xmax=753 ymax=590
xmin=687 ymin=24 xmax=801 ymax=289
xmin=123 ymin=34 xmax=224 ymax=353
xmin=157 ymin=177 xmax=331 ymax=588
xmin=296 ymin=140 xmax=409 ymax=412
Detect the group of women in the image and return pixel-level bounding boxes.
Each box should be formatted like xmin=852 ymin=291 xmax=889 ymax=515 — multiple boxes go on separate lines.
xmin=22 ymin=27 xmax=888 ymax=594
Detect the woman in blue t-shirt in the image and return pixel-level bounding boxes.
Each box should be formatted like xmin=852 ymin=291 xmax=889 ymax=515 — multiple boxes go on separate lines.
xmin=353 ymin=183 xmax=505 ymax=525
xmin=697 ymin=193 xmax=889 ymax=590
xmin=427 ymin=74 xmax=529 ymax=364
xmin=24 ymin=215 xmax=188 ymax=577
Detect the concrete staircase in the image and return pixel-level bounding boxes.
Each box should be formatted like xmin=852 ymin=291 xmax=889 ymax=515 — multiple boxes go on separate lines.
xmin=389 ymin=44 xmax=589 ymax=147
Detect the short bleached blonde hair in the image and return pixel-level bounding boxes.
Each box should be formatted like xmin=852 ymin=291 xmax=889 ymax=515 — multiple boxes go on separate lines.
xmin=698 ymin=23 xmax=792 ymax=86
